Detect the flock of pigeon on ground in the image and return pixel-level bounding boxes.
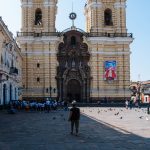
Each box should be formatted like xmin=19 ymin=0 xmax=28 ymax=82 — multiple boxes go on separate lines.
xmin=80 ymin=107 xmax=149 ymax=121
xmin=43 ymin=107 xmax=150 ymax=123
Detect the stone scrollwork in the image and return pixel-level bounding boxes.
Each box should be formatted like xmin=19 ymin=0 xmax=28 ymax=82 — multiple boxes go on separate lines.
xmin=56 ymin=30 xmax=91 ymax=102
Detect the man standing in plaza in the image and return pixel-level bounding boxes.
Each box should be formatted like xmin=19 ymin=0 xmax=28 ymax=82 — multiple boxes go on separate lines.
xmin=68 ymin=100 xmax=80 ymax=136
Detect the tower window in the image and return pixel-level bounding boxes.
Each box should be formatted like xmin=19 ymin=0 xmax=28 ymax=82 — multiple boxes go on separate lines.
xmin=71 ymin=36 xmax=76 ymax=46
xmin=35 ymin=8 xmax=42 ymax=25
xmin=104 ymin=9 xmax=113 ymax=26
xmin=37 ymin=77 xmax=40 ymax=82
xmin=37 ymin=63 xmax=40 ymax=68
xmin=1 ymin=55 xmax=3 ymax=64
xmin=46 ymin=88 xmax=49 ymax=93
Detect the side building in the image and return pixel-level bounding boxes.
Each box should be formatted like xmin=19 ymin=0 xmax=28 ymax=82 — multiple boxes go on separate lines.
xmin=17 ymin=0 xmax=133 ymax=102
xmin=0 ymin=17 xmax=22 ymax=106
xmin=130 ymin=81 xmax=150 ymax=104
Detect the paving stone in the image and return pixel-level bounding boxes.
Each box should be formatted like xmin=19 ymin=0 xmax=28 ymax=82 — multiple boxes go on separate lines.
xmin=0 ymin=107 xmax=150 ymax=150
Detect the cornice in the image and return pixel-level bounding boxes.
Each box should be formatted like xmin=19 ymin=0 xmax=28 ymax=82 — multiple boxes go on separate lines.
xmin=16 ymin=36 xmax=60 ymax=44
xmin=0 ymin=17 xmax=14 ymax=41
xmin=21 ymin=50 xmax=57 ymax=56
xmin=21 ymin=1 xmax=57 ymax=8
xmin=91 ymin=51 xmax=131 ymax=56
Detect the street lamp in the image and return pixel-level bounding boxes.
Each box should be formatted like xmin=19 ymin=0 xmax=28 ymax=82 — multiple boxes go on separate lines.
xmin=46 ymin=86 xmax=56 ymax=100
xmin=50 ymin=87 xmax=56 ymax=96
xmin=137 ymin=82 xmax=142 ymax=102
xmin=49 ymin=86 xmax=52 ymax=98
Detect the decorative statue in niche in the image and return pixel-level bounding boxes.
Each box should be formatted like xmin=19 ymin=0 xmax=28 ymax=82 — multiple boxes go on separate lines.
xmin=71 ymin=58 xmax=75 ymax=68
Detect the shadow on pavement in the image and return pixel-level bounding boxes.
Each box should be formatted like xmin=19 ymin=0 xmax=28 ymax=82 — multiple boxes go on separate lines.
xmin=0 ymin=110 xmax=149 ymax=150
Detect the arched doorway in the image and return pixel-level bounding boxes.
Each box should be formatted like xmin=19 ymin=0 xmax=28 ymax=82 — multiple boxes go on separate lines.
xmin=67 ymin=79 xmax=81 ymax=102
xmin=3 ymin=84 xmax=7 ymax=105
xmin=10 ymin=84 xmax=12 ymax=101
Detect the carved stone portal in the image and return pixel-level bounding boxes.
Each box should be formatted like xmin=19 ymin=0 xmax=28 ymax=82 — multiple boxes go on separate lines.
xmin=56 ymin=30 xmax=91 ymax=102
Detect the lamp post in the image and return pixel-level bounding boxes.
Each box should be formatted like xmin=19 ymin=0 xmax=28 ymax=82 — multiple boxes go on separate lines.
xmin=50 ymin=86 xmax=56 ymax=99
xmin=49 ymin=86 xmax=52 ymax=99
xmin=137 ymin=82 xmax=141 ymax=102
xmin=46 ymin=86 xmax=56 ymax=100
xmin=136 ymin=81 xmax=143 ymax=104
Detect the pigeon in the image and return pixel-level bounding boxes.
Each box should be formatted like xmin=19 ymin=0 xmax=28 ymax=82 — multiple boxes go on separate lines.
xmin=115 ymin=112 xmax=119 ymax=115
xmin=109 ymin=108 xmax=113 ymax=111
xmin=139 ymin=116 xmax=143 ymax=119
xmin=146 ymin=117 xmax=149 ymax=121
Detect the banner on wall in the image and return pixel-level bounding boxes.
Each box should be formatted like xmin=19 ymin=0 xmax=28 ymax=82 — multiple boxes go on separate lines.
xmin=104 ymin=61 xmax=117 ymax=80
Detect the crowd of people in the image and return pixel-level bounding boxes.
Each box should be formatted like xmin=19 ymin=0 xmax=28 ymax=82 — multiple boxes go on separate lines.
xmin=8 ymin=99 xmax=69 ymax=113
xmin=7 ymin=99 xmax=81 ymax=136
xmin=125 ymin=97 xmax=141 ymax=109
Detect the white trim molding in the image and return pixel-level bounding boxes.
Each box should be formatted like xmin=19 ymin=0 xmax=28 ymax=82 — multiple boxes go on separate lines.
xmin=16 ymin=36 xmax=60 ymax=44
xmin=21 ymin=50 xmax=57 ymax=56
xmin=85 ymin=2 xmax=102 ymax=12
xmin=44 ymin=1 xmax=56 ymax=7
xmin=114 ymin=2 xmax=126 ymax=9
xmin=21 ymin=1 xmax=33 ymax=8
xmin=91 ymin=51 xmax=131 ymax=56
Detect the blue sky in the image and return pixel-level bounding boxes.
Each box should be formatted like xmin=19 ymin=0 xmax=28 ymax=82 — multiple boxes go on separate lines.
xmin=0 ymin=0 xmax=149 ymax=81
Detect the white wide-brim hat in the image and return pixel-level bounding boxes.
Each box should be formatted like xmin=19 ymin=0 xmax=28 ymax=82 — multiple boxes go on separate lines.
xmin=72 ymin=100 xmax=76 ymax=105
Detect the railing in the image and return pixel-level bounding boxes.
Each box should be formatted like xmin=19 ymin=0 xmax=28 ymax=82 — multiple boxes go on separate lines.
xmin=17 ymin=32 xmax=60 ymax=37
xmin=86 ymin=32 xmax=133 ymax=38
xmin=17 ymin=31 xmax=133 ymax=38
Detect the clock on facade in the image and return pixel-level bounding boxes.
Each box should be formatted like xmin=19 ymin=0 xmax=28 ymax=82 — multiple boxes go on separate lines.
xmin=69 ymin=12 xmax=77 ymax=20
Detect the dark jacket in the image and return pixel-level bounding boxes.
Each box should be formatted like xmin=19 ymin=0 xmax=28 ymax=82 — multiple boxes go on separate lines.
xmin=70 ymin=107 xmax=80 ymax=121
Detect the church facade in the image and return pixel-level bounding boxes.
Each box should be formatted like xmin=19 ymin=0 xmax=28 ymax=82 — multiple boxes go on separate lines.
xmin=17 ymin=0 xmax=133 ymax=102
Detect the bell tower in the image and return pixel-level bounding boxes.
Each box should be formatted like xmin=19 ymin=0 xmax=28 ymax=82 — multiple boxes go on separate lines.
xmin=17 ymin=0 xmax=59 ymax=100
xmin=84 ymin=0 xmax=133 ymax=101
xmin=84 ymin=0 xmax=127 ymax=33
xmin=21 ymin=0 xmax=57 ymax=32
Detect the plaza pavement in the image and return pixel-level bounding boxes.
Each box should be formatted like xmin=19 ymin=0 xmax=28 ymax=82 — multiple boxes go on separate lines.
xmin=0 ymin=107 xmax=150 ymax=150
